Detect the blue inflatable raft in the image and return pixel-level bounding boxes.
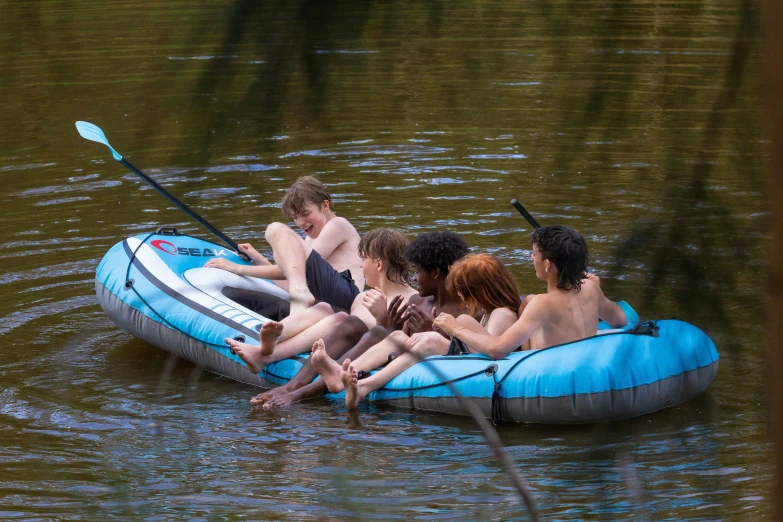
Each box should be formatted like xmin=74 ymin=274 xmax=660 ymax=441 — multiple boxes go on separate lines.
xmin=95 ymin=229 xmax=719 ymax=424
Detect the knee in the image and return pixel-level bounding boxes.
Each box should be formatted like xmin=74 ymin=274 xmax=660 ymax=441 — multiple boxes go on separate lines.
xmin=410 ymin=333 xmax=446 ymax=356
xmin=264 ymin=222 xmax=289 ymax=243
xmin=313 ymin=302 xmax=335 ymax=315
xmin=387 ymin=330 xmax=408 ymax=345
xmin=368 ymin=325 xmax=389 ymax=340
xmin=342 ymin=315 xmax=370 ymax=340
xmin=332 ymin=311 xmax=349 ymax=324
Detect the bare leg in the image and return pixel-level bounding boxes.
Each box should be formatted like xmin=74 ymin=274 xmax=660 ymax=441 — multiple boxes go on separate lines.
xmin=229 ymin=312 xmax=346 ymax=374
xmin=260 ymin=312 xmax=347 ymax=361
xmin=259 ymin=321 xmax=284 ymax=355
xmin=256 ymin=379 xmax=328 ymax=408
xmin=259 ymin=320 xmax=386 ymax=408
xmin=343 ymin=333 xmax=449 ymax=409
xmin=343 ymin=363 xmax=361 ymax=410
xmin=310 ymin=340 xmax=348 ymax=393
xmin=265 ymin=222 xmax=315 ymax=316
xmin=313 ymin=330 xmax=409 ymax=394
xmin=276 ymin=302 xmax=335 ymax=343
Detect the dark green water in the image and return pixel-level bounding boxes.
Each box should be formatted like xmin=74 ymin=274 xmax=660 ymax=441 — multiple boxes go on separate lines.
xmin=0 ymin=0 xmax=769 ymax=519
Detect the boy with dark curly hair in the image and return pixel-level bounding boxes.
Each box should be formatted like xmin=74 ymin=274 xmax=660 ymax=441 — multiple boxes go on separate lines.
xmin=434 ymin=225 xmax=628 ymax=357
xmin=398 ymin=230 xmax=471 ymax=332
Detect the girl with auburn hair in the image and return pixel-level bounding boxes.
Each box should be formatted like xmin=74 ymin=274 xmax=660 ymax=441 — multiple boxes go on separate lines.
xmin=446 ymin=253 xmax=521 ymax=321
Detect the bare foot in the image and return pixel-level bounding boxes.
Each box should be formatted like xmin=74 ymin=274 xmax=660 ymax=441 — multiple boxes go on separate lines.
xmin=289 ymin=285 xmax=316 ymax=317
xmin=310 ymin=339 xmax=346 ymax=393
xmin=250 ymin=384 xmax=289 ymax=406
xmin=343 ymin=363 xmax=361 ymax=410
xmin=263 ymin=390 xmax=302 ymax=409
xmin=225 ymin=337 xmax=270 ymax=374
xmin=259 ymin=321 xmax=284 ymax=356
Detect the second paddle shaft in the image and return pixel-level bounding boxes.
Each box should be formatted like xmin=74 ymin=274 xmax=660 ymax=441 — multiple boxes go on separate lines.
xmin=510 ymin=199 xmax=541 ymax=229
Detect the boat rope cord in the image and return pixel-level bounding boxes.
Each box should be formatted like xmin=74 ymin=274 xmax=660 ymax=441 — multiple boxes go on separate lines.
xmin=488 ymin=320 xmax=661 ymax=424
xmin=381 ymin=367 xmax=495 ymax=393
xmin=118 ymin=236 xmax=296 ymax=382
xmin=121 ymin=238 xmax=261 ymax=341
xmin=125 ymin=232 xmax=156 ymax=284
xmin=489 ymin=365 xmax=503 ymax=425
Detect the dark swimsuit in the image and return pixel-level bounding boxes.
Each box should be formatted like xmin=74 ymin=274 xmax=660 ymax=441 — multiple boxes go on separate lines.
xmin=304 ymin=249 xmax=361 ymax=312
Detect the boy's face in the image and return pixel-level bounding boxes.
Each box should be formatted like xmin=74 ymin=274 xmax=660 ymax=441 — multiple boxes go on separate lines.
xmin=293 ymin=201 xmax=329 ymax=238
xmin=360 ymin=255 xmax=382 ymax=288
xmin=412 ymin=263 xmax=438 ymax=297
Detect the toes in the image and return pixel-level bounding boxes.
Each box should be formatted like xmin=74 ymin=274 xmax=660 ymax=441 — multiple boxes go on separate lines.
xmin=342 ymin=358 xmax=351 ymax=371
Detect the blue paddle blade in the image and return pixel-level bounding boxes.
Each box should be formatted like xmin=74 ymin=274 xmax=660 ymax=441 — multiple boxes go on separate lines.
xmin=75 ymin=121 xmax=123 ymax=161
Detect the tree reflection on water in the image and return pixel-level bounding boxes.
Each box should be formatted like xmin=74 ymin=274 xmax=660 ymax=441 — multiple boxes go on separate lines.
xmin=187 ymin=0 xmax=764 ymax=516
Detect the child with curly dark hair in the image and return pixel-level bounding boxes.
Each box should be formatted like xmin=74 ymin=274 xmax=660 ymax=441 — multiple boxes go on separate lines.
xmin=434 ymin=225 xmax=628 ymax=357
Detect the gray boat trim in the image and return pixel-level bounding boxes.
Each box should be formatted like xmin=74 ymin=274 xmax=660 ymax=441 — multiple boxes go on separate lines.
xmin=96 ymin=279 xmax=717 ymax=424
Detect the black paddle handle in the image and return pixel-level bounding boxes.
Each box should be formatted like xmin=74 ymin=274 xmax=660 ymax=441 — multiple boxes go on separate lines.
xmin=120 ymin=158 xmax=245 ymax=256
xmin=510 ymin=199 xmax=541 ymax=229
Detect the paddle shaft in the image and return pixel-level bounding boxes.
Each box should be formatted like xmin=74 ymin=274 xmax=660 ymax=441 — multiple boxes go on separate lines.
xmin=119 ymin=158 xmax=242 ymax=253
xmin=510 ymin=199 xmax=541 ymax=229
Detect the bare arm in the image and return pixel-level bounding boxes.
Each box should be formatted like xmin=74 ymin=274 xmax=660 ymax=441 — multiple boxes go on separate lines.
xmin=598 ymin=295 xmax=628 ymax=328
xmin=588 ymin=280 xmax=627 ymax=328
xmin=204 ymin=258 xmax=285 ymax=279
xmin=435 ymin=306 xmax=543 ymax=359
xmin=309 ymin=218 xmax=352 ymax=259
xmin=349 ymin=292 xmax=377 ymax=329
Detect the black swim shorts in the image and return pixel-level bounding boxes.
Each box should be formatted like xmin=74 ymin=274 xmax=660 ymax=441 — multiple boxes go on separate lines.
xmin=305 ymin=249 xmax=361 ymax=311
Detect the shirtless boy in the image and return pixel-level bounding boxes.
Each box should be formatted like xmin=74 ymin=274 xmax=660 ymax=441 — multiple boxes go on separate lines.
xmin=205 ymin=176 xmax=364 ymax=315
xmin=434 ymin=225 xmax=628 ymax=356
xmin=339 ymin=225 xmax=628 ymax=410
xmin=224 ymin=227 xmax=417 ymax=377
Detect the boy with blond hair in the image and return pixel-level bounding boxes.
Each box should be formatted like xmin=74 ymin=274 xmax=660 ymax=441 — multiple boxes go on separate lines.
xmin=206 ymin=176 xmax=364 ymax=315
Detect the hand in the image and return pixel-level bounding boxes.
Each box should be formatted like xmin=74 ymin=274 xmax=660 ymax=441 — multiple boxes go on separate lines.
xmin=387 ymin=295 xmax=409 ymax=331
xmin=205 ymin=258 xmax=242 ymax=274
xmin=237 ymin=243 xmax=270 ymax=265
xmin=362 ymin=288 xmax=389 ymax=327
xmin=403 ymin=304 xmax=435 ymax=334
xmin=433 ymin=312 xmax=460 ymax=337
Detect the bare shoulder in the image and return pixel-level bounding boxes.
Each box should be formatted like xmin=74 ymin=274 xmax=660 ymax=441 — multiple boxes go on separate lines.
xmin=408 ymin=294 xmax=426 ymax=307
xmin=491 ymin=307 xmax=518 ymax=322
xmin=581 ymin=278 xmax=606 ymax=299
xmin=324 ymin=216 xmax=358 ymax=236
xmin=522 ymin=293 xmax=557 ymax=319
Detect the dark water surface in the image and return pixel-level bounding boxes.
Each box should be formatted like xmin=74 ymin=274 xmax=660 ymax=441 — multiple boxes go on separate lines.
xmin=0 ymin=0 xmax=769 ymax=519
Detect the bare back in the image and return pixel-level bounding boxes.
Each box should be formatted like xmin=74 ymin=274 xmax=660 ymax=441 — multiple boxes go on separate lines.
xmin=526 ymin=280 xmax=604 ymax=350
